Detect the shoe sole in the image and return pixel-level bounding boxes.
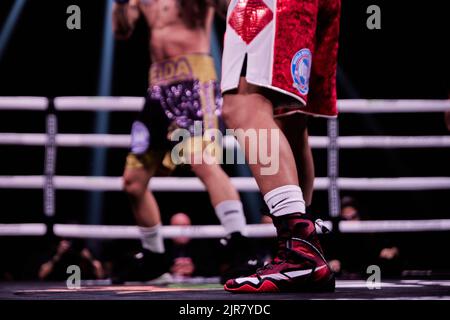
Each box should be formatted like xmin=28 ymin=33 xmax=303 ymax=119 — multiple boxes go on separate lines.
xmin=224 ymin=275 xmax=335 ymax=293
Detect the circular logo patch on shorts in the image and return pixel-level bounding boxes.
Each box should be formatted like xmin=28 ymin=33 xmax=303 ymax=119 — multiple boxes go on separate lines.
xmin=291 ymin=48 xmax=312 ymax=95
xmin=131 ymin=121 xmax=150 ymax=154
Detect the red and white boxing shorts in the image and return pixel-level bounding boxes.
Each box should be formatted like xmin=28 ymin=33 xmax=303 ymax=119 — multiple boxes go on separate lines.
xmin=221 ymin=0 xmax=341 ymax=118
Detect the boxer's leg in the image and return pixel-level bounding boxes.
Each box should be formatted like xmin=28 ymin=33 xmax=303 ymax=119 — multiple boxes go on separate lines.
xmin=222 ymin=77 xmax=306 ymax=216
xmin=194 ymin=160 xmax=260 ymax=283
xmin=113 ymin=90 xmax=172 ymax=283
xmin=275 ymin=114 xmax=314 ymax=206
xmin=123 ymin=152 xmax=165 ymax=253
xmin=112 ymin=152 xmax=171 ymax=284
xmin=191 ymin=162 xmax=246 ymax=236
xmin=222 ymin=79 xmax=333 ymax=293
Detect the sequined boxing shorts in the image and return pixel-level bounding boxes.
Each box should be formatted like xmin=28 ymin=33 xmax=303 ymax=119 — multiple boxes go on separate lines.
xmin=221 ymin=0 xmax=341 ymax=118
xmin=126 ymin=54 xmax=221 ymax=171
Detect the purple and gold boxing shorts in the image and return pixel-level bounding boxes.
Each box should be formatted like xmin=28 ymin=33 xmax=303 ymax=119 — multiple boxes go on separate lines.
xmin=126 ymin=54 xmax=222 ymax=171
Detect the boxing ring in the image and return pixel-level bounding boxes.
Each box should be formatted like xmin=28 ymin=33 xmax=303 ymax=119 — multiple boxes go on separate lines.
xmin=1 ymin=97 xmax=450 ymax=300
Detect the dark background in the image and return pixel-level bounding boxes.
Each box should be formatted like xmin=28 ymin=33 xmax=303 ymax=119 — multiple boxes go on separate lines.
xmin=0 ymin=0 xmax=449 ymax=279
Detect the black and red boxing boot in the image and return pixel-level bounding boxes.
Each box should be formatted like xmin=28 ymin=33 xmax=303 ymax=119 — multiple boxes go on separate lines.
xmin=112 ymin=249 xmax=170 ymax=284
xmin=219 ymin=232 xmax=261 ymax=284
xmin=224 ymin=213 xmax=335 ymax=293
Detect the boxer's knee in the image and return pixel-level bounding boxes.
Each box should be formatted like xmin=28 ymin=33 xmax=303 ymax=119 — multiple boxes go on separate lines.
xmin=122 ymin=169 xmax=149 ymax=199
xmin=191 ymin=162 xmax=220 ymax=181
xmin=222 ymin=94 xmax=240 ymax=129
xmin=222 ymin=94 xmax=256 ymax=129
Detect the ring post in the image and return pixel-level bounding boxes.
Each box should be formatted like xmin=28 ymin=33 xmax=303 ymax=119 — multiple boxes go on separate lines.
xmin=327 ymin=118 xmax=341 ymax=219
xmin=44 ymin=98 xmax=57 ymax=238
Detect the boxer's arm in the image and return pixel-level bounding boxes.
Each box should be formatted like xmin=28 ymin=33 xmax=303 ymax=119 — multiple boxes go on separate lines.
xmin=112 ymin=0 xmax=140 ymax=40
xmin=207 ymin=0 xmax=229 ymax=19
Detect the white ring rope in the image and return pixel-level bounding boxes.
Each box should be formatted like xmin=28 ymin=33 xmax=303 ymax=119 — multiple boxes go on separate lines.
xmin=337 ymin=99 xmax=450 ymax=113
xmin=2 ymin=219 xmax=450 ymax=237
xmin=339 ymin=219 xmax=450 ymax=233
xmin=1 ymin=176 xmax=450 ymax=191
xmin=1 ymin=97 xmax=449 ymax=112
xmin=52 ymin=224 xmax=282 ymax=239
xmin=331 ymin=136 xmax=450 ymax=148
xmin=0 ymin=223 xmax=47 ymax=236
xmin=0 ymin=97 xmax=48 ymax=110
xmin=335 ymin=177 xmax=450 ymax=190
xmin=54 ymin=98 xmax=450 ymax=113
xmin=0 ymin=133 xmax=131 ymax=147
xmin=54 ymin=96 xmax=145 ymax=111
xmin=2 ymin=133 xmax=450 ymax=148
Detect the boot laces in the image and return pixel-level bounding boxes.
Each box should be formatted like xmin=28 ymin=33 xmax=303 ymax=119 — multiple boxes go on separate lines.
xmin=256 ymin=259 xmax=281 ymax=275
xmin=256 ymin=241 xmax=294 ymax=275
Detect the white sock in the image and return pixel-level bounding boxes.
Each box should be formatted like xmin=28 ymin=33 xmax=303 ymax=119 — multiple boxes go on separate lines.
xmin=215 ymin=200 xmax=247 ymax=236
xmin=138 ymin=224 xmax=165 ymax=253
xmin=264 ymin=185 xmax=306 ymax=217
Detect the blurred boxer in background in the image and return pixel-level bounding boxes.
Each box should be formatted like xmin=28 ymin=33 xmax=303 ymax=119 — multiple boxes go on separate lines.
xmin=112 ymin=0 xmax=256 ymax=283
